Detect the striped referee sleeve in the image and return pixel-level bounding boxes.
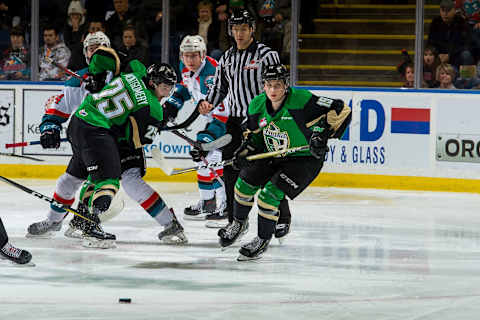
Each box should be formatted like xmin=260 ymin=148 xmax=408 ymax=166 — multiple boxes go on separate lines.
xmin=207 ymin=53 xmax=229 ymax=108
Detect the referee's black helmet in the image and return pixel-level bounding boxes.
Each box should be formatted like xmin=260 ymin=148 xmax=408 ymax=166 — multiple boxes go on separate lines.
xmin=228 ymin=9 xmax=256 ymax=36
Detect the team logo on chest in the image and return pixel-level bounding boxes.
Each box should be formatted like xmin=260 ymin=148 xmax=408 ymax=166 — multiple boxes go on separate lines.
xmin=263 ymin=122 xmax=289 ymax=151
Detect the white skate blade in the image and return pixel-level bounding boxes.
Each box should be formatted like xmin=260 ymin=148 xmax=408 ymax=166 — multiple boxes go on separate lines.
xmin=237 ymin=253 xmax=262 ymax=261
xmin=183 ymin=214 xmax=207 ymax=221
xmin=205 ymin=221 xmax=228 ymax=228
xmin=25 ymin=231 xmax=56 ymax=239
xmin=64 ymin=227 xmax=83 ymax=239
xmin=82 ymin=237 xmax=116 ymax=249
xmin=160 ymin=233 xmax=188 ymax=245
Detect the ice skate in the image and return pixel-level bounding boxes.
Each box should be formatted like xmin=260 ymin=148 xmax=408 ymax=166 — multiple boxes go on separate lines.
xmin=184 ymin=197 xmax=216 ymax=221
xmin=205 ymin=201 xmax=228 ymax=228
xmin=218 ymin=218 xmax=249 ymax=249
xmin=81 ymin=218 xmax=116 ymax=249
xmin=26 ymin=219 xmax=62 ymax=238
xmin=0 ymin=242 xmax=33 ymax=265
xmin=64 ymin=214 xmax=85 ymax=239
xmin=237 ymin=236 xmax=270 ymax=261
xmin=158 ymin=210 xmax=188 ymax=244
xmin=274 ymin=223 xmax=290 ymax=245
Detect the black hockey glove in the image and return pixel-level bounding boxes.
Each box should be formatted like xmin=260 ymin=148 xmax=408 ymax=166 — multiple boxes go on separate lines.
xmin=39 ymin=121 xmax=62 ymax=149
xmin=163 ymin=101 xmax=179 ymax=123
xmin=189 ymin=147 xmax=208 ymax=162
xmin=309 ymin=127 xmax=330 ymax=160
xmin=232 ymin=137 xmax=261 ymax=170
xmin=83 ymin=72 xmax=106 ymax=93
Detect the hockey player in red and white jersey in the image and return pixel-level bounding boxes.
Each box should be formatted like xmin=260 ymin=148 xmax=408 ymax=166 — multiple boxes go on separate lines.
xmin=27 ymin=32 xmax=187 ymax=245
xmin=163 ymin=35 xmax=229 ymax=223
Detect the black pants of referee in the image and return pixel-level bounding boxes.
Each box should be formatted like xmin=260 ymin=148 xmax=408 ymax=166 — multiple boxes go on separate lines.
xmin=223 ymin=117 xmax=291 ymax=224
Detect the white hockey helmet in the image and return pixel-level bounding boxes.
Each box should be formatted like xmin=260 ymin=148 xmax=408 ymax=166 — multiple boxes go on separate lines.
xmin=179 ymin=35 xmax=206 ymax=58
xmin=83 ymin=31 xmax=111 ymax=64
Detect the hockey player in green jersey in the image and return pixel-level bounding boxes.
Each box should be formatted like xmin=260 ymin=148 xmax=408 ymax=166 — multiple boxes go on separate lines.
xmin=218 ymin=64 xmax=352 ymax=261
xmin=67 ymin=62 xmax=183 ymax=245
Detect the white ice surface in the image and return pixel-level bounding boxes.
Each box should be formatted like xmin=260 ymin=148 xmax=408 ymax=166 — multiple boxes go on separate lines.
xmin=1 ymin=180 xmax=480 ymax=319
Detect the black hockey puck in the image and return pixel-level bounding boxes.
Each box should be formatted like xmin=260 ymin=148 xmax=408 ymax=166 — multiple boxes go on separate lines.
xmin=119 ymin=298 xmax=131 ymax=304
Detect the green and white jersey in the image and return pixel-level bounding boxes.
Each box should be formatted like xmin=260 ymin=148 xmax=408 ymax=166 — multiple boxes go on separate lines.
xmin=75 ymin=71 xmax=162 ymax=130
xmin=246 ymin=87 xmax=351 ymax=157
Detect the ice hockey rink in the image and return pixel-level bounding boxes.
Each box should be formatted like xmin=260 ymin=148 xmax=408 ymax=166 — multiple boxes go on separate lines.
xmin=1 ymin=179 xmax=480 ymax=319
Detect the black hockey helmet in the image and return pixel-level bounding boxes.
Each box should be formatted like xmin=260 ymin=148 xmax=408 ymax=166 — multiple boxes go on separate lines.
xmin=145 ymin=63 xmax=177 ymax=90
xmin=228 ymin=9 xmax=256 ymax=36
xmin=262 ymin=64 xmax=290 ymax=87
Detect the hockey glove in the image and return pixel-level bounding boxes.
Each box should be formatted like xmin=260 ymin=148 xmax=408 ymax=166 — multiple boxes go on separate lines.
xmin=189 ymin=147 xmax=208 ymax=162
xmin=84 ymin=72 xmax=106 ymax=93
xmin=309 ymin=127 xmax=330 ymax=160
xmin=40 ymin=122 xmax=62 ymax=149
xmin=163 ymin=101 xmax=179 ymax=123
xmin=233 ymin=139 xmax=260 ymax=170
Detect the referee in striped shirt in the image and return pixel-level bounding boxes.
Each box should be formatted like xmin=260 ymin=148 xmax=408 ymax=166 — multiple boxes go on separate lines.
xmin=198 ymin=9 xmax=292 ymax=232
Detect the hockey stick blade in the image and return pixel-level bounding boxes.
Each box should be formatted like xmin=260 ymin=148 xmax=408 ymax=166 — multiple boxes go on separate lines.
xmin=151 ymin=148 xmax=174 ymax=175
xmin=201 ymin=134 xmax=232 ymax=151
xmin=0 ymin=176 xmax=96 ymax=223
xmin=0 ymin=153 xmax=44 ymax=162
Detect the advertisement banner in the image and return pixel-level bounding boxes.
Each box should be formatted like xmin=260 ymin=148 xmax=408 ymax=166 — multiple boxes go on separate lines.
xmin=312 ymin=90 xmax=434 ymax=175
xmin=0 ymin=89 xmax=15 ymax=154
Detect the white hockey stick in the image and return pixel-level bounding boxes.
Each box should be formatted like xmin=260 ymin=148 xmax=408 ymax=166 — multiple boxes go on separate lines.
xmin=151 ymin=134 xmax=232 ymax=175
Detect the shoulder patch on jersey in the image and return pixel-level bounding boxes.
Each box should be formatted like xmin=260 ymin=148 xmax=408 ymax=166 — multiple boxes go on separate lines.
xmin=204 ymin=75 xmax=215 ymax=90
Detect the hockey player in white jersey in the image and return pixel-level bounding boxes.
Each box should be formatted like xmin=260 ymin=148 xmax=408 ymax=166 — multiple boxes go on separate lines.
xmin=164 ymin=35 xmax=228 ymax=223
xmin=27 ymin=32 xmax=187 ymax=245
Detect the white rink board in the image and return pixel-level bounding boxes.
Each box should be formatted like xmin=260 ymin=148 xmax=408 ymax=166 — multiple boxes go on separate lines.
xmin=2 ymin=83 xmax=480 ymax=179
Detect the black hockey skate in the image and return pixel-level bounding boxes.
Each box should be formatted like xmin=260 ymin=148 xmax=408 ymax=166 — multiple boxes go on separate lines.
xmin=64 ymin=214 xmax=85 ymax=239
xmin=0 ymin=242 xmax=32 ymax=265
xmin=218 ymin=218 xmax=248 ymax=249
xmin=237 ymin=236 xmax=270 ymax=261
xmin=184 ymin=197 xmax=217 ymax=220
xmin=158 ymin=209 xmax=188 ymax=244
xmin=274 ymin=223 xmax=290 ymax=244
xmin=82 ymin=222 xmax=116 ymax=249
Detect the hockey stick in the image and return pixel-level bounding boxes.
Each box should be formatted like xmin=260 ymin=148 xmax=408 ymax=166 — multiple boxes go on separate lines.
xmin=151 ymin=134 xmax=232 ymax=175
xmin=5 ymin=138 xmax=69 ymax=149
xmin=161 ymin=108 xmax=200 ymax=131
xmin=44 ymin=56 xmax=83 ymax=80
xmin=169 ymin=145 xmax=310 ymax=175
xmin=0 ymin=176 xmax=96 ymax=223
xmin=0 ymin=152 xmax=44 ymax=162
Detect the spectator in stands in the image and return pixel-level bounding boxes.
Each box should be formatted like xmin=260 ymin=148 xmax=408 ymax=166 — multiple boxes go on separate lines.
xmin=427 ymin=0 xmax=473 ymax=68
xmin=117 ymin=25 xmax=149 ymax=66
xmin=63 ymin=0 xmax=87 ymax=49
xmin=436 ymin=63 xmax=457 ymax=88
xmin=215 ymin=1 xmax=231 ymax=51
xmin=255 ymin=0 xmax=291 ymax=63
xmin=39 ymin=25 xmax=71 ymax=81
xmin=454 ymin=63 xmax=480 ymax=88
xmin=68 ymin=20 xmax=107 ymax=71
xmin=455 ymin=0 xmax=480 ymax=61
xmin=105 ymin=0 xmax=146 ymax=49
xmin=401 ymin=63 xmax=415 ymax=88
xmin=195 ymin=1 xmax=223 ymax=61
xmin=423 ymin=45 xmax=440 ymax=88
xmin=0 ymin=26 xmax=29 ymax=80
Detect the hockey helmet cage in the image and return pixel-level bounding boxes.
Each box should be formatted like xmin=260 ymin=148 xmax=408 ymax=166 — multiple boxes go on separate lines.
xmin=83 ymin=31 xmax=111 ymax=64
xmin=228 ymin=9 xmax=256 ymax=36
xmin=145 ymin=63 xmax=177 ymax=90
xmin=180 ymin=35 xmax=207 ymax=56
xmin=262 ymin=64 xmax=289 ymax=87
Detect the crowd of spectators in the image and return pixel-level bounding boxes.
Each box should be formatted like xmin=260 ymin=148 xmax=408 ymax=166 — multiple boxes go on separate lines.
xmin=398 ymin=0 xmax=480 ymax=89
xmin=0 ymin=0 xmax=298 ymax=82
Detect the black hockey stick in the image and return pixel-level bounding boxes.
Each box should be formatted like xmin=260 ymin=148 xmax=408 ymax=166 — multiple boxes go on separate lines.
xmin=161 ymin=108 xmax=200 ymax=131
xmin=0 ymin=176 xmax=96 ymax=223
xmin=0 ymin=153 xmax=44 ymax=162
